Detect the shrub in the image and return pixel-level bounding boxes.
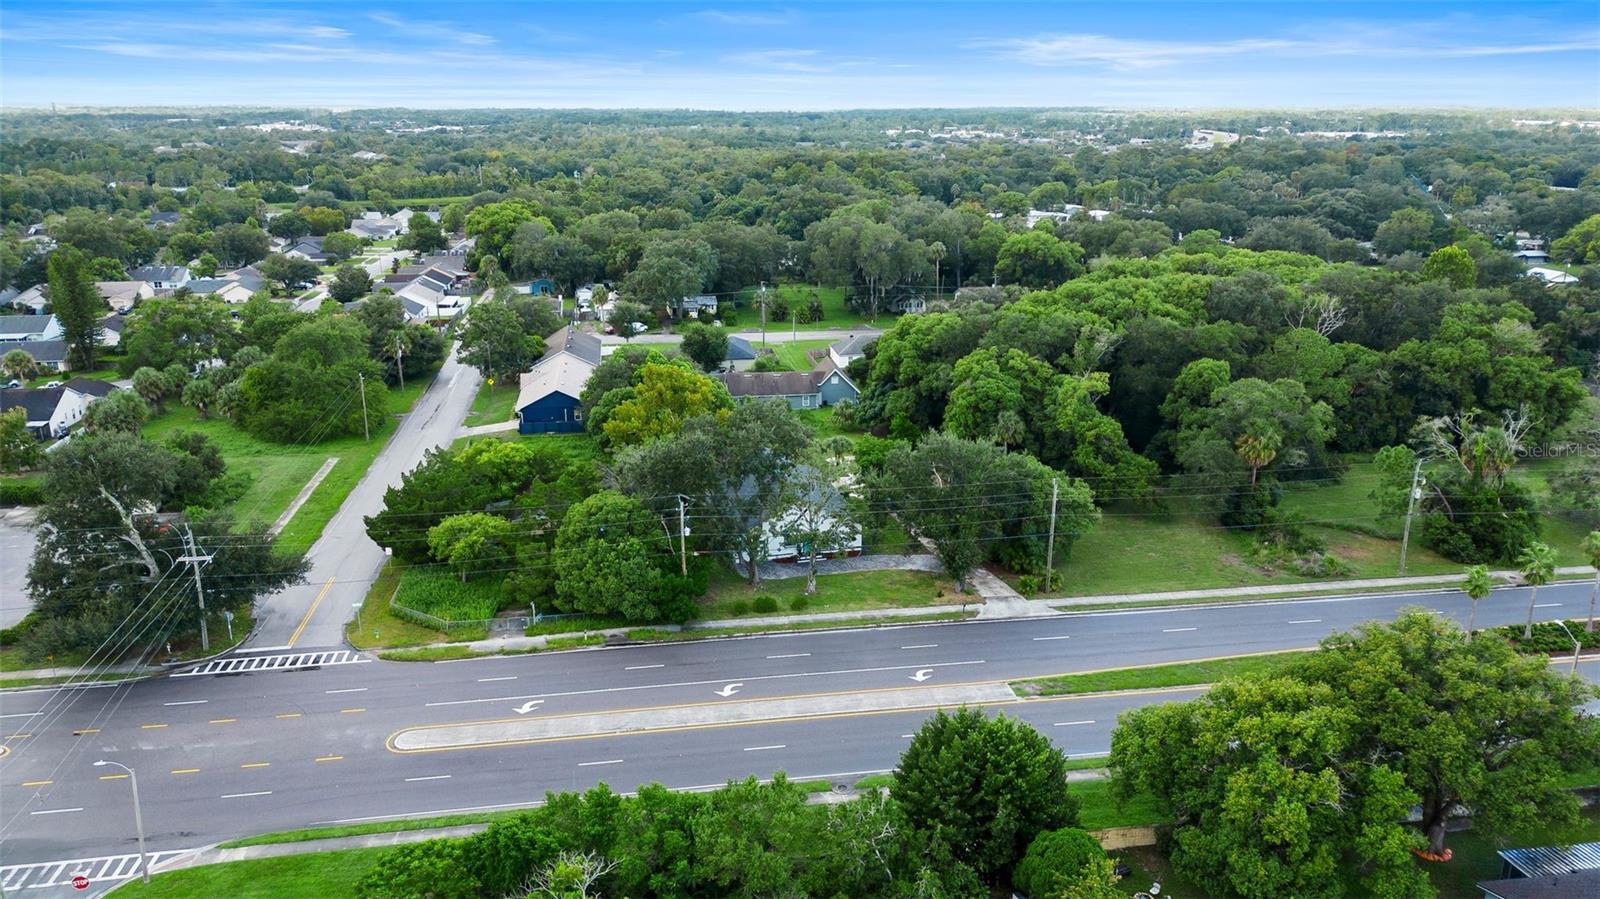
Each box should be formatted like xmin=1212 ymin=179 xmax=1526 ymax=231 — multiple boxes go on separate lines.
xmin=464 ymin=814 xmax=560 ymax=897
xmin=0 ymin=477 xmax=45 ymax=506
xmin=752 ymin=595 xmax=779 ymax=614
xmin=1014 ymin=827 xmax=1112 ymax=898
xmin=789 ymin=596 xmax=810 ymax=612
xmin=729 ymin=599 xmax=751 ymax=616
xmin=392 ymin=568 xmax=504 ymax=624
xmin=1016 ymin=574 xmax=1042 ymax=595
xmin=355 ymin=839 xmax=479 ymax=899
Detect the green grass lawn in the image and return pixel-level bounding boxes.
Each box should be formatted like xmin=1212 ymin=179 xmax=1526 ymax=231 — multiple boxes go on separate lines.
xmin=347 ymin=560 xmax=444 ymax=649
xmin=731 ymin=283 xmax=899 ymax=331
xmin=1011 ymin=651 xmax=1307 ymax=697
xmin=1426 ymin=809 xmax=1600 ymax=899
xmin=25 ymin=366 xmax=121 ymax=388
xmin=699 ymin=563 xmax=960 ymax=619
xmin=142 ymin=377 xmax=431 ymax=556
xmin=792 ymin=406 xmax=853 ymax=440
xmin=110 ymin=846 xmax=389 ymax=898
xmin=465 ymin=379 xmax=519 ymax=427
xmin=768 ymin=338 xmax=834 ymax=371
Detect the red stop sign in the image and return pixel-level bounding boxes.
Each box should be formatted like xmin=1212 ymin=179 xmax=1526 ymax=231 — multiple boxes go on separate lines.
xmin=71 ymin=874 xmax=89 ymax=890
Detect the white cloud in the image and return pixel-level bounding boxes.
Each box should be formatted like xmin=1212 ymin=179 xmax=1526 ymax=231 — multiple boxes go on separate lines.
xmin=696 ymin=8 xmax=797 ymax=27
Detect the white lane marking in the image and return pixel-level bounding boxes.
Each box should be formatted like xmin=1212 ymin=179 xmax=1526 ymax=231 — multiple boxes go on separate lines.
xmin=625 ymin=664 xmax=665 ymax=670
xmin=1534 ymin=603 xmax=1562 ymax=608
xmin=405 ymin=775 xmax=452 ymax=782
xmin=428 ymin=660 xmax=990 ymax=707
xmin=477 ymin=676 xmax=518 ymax=683
xmin=427 ymin=693 xmax=545 ymax=708
xmin=899 ymin=644 xmax=938 ymax=650
xmin=900 ymin=733 xmax=915 ymax=738
xmin=221 ymin=791 xmax=272 ymax=799
xmin=578 ymin=759 xmax=623 ymax=767
xmin=743 ymin=744 xmax=786 ymax=752
xmin=1162 ymin=627 xmax=1198 ymax=633
xmin=1032 ymin=635 xmax=1071 ymax=641
xmin=325 ymin=687 xmax=368 ymax=694
xmin=0 ymin=712 xmax=41 ymax=720
xmin=1066 ymin=751 xmax=1110 ymax=759
xmin=29 ymin=808 xmax=84 ymax=816
xmin=163 ymin=700 xmax=207 ymax=706
xmin=1288 ymin=619 xmax=1322 ymax=624
xmin=765 ymin=653 xmax=810 ymax=659
xmin=1053 ymin=720 xmax=1096 ymax=727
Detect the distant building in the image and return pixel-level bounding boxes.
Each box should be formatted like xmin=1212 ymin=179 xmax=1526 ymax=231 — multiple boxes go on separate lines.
xmin=827 ymin=333 xmax=878 ymax=369
xmin=285 ymin=237 xmax=331 ymax=264
xmin=95 ymin=280 xmax=156 ymax=312
xmin=0 ymin=314 xmax=63 ymax=344
xmin=0 ymin=377 xmax=115 ymax=437
xmin=540 ymin=326 xmax=605 ymax=367
xmin=1526 ymin=267 xmax=1579 ymax=286
xmin=128 ymin=265 xmax=190 ymax=291
xmin=515 ymin=352 xmax=594 ymax=435
xmin=1512 ymin=248 xmax=1552 ymax=264
xmin=724 ymin=334 xmax=759 ymax=371
xmin=718 ymin=360 xmax=859 ymax=411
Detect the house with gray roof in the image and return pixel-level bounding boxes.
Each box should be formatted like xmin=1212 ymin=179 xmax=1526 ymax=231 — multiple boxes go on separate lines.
xmin=12 ymin=340 xmax=70 ymax=373
xmin=10 ymin=285 xmax=49 ymax=315
xmin=0 ymin=378 xmax=117 ymax=438
xmin=541 ymin=326 xmax=604 ymax=367
xmin=0 ymin=314 xmax=63 ymax=344
xmin=724 ymin=334 xmax=759 ymax=370
xmin=718 ymin=359 xmax=859 ymax=410
xmin=128 ymin=265 xmax=190 ymax=291
xmin=95 ymin=280 xmax=155 ymax=312
xmin=828 ymin=332 xmax=878 ymax=369
xmin=285 ymin=237 xmax=331 ymax=264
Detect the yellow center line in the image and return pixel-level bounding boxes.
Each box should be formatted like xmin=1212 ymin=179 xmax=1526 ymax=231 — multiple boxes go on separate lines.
xmin=241 ymin=762 xmax=271 ymax=769
xmin=274 ymin=713 xmax=303 ymax=719
xmin=209 ymin=718 xmax=238 ymax=724
xmin=72 ymin=728 xmax=100 ymax=735
xmin=5 ymin=734 xmax=31 ymax=740
xmin=99 ymin=773 xmax=129 ymax=781
xmin=288 ymin=575 xmax=336 ymax=648
xmin=340 ymin=708 xmax=366 ymax=714
xmin=141 ymin=723 xmax=168 ymax=730
xmin=21 ymin=779 xmax=53 ymax=787
xmin=171 ymin=768 xmax=200 ymax=775
xmin=314 ymin=755 xmax=344 ymax=762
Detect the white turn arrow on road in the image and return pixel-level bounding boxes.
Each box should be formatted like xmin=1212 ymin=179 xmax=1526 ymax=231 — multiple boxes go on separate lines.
xmin=513 ymin=701 xmax=544 ymax=715
xmin=715 ymin=683 xmax=743 ymax=697
xmin=909 ymin=669 xmax=934 ymax=682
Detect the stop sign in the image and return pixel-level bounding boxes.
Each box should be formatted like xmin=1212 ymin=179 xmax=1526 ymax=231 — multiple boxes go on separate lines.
xmin=71 ymin=874 xmax=89 ymax=890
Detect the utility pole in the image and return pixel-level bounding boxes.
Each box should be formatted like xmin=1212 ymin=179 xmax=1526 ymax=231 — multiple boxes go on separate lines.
xmin=357 ymin=372 xmax=370 ymax=442
xmin=1398 ymin=457 xmax=1426 ymax=575
xmin=95 ymin=760 xmax=149 ymax=884
xmin=394 ymin=332 xmax=405 ymax=391
xmin=758 ymin=281 xmax=768 ymax=347
xmin=177 ymin=525 xmax=213 ymax=652
xmin=676 ymin=495 xmax=689 ymax=576
xmin=1043 ymin=478 xmax=1059 ymax=593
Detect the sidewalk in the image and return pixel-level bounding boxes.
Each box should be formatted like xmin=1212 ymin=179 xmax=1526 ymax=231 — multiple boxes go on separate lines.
xmin=458 ymin=418 xmax=519 ymax=438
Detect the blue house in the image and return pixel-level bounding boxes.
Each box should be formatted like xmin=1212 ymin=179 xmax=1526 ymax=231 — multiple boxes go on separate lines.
xmin=717 ymin=359 xmax=859 ymax=411
xmin=515 ymin=353 xmax=594 ymax=434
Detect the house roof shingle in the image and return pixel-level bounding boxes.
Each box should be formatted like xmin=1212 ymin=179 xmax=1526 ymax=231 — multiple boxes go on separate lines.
xmin=0 ymin=386 xmax=65 ymax=422
xmin=0 ymin=315 xmax=57 ymax=338
xmin=719 ymin=370 xmax=820 ymax=398
xmin=516 ymin=352 xmax=594 ymax=413
xmin=829 ymin=332 xmax=878 ymax=358
xmin=129 ymin=265 xmax=188 ymax=283
xmin=14 ymin=340 xmax=68 ymax=364
xmin=1478 ymin=870 xmax=1600 ymax=899
xmin=726 ymin=334 xmax=758 ymax=361
xmin=64 ymin=378 xmax=117 ymax=398
xmin=542 ymin=326 xmax=604 ymax=367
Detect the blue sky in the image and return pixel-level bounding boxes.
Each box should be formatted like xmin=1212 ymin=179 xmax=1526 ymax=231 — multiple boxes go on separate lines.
xmin=1 ymin=1 xmax=1596 ymax=109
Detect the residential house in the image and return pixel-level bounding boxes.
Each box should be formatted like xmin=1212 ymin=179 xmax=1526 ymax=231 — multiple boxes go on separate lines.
xmin=100 ymin=314 xmax=126 ymax=348
xmin=827 ymin=333 xmax=878 ymax=369
xmin=147 ymin=211 xmax=180 ymax=228
xmin=718 ymin=360 xmax=860 ymax=411
xmin=680 ymin=294 xmax=719 ymax=318
xmin=0 ymin=379 xmax=116 ymax=438
xmin=95 ymin=280 xmax=156 ymax=313
xmin=1512 ymin=248 xmax=1552 ymax=264
xmin=1024 ymin=206 xmax=1084 ymax=228
xmin=758 ymin=467 xmax=864 ymax=562
xmin=1478 ymin=841 xmax=1600 ymax=899
xmin=128 ymin=265 xmax=190 ymax=291
xmin=395 ymin=267 xmax=468 ymax=321
xmin=185 ymin=278 xmax=257 ymax=304
xmin=0 ymin=314 xmax=63 ymax=344
xmin=724 ymin=335 xmax=759 ymax=371
xmin=226 ymin=265 xmax=269 ymax=294
xmin=348 ymin=214 xmax=402 ymax=241
xmin=12 ymin=340 xmax=70 ymax=373
xmin=1527 ymin=267 xmax=1579 ymax=286
xmin=515 ymin=353 xmax=594 ymax=434
xmin=285 ymin=237 xmax=331 ymax=264
xmin=11 ymin=284 xmax=49 ymax=315
xmin=887 ymin=294 xmax=927 ymax=314
xmin=541 ymin=326 xmax=605 ymax=367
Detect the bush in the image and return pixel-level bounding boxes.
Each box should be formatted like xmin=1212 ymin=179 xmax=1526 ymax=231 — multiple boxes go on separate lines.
xmin=1492 ymin=620 xmax=1600 ymax=653
xmin=464 ymin=814 xmax=560 ymax=897
xmin=730 ymin=599 xmax=751 ymax=616
xmin=393 ymin=568 xmax=505 ymax=624
xmin=789 ymin=596 xmax=810 ymax=612
xmin=752 ymin=595 xmax=779 ymax=614
xmin=1014 ymin=827 xmax=1111 ymax=898
xmin=355 ymin=839 xmax=478 ymax=899
xmin=1016 ymin=574 xmax=1042 ymax=595
xmin=0 ymin=477 xmax=44 ymax=506
xmin=0 ymin=612 xmax=37 ymax=645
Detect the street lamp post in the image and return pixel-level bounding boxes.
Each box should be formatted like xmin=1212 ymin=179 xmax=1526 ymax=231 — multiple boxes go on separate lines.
xmin=93 ymin=760 xmax=150 ymax=884
xmin=1552 ymin=620 xmax=1583 ymax=675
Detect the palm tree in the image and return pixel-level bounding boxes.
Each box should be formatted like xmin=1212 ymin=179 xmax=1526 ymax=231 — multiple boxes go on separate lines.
xmin=1235 ymin=431 xmax=1281 ymax=485
xmin=1461 ymin=564 xmax=1493 ymax=639
xmin=928 ymin=241 xmax=947 ymax=300
xmin=1516 ymin=541 xmax=1557 ymax=639
xmin=1582 ymin=530 xmax=1600 ymax=633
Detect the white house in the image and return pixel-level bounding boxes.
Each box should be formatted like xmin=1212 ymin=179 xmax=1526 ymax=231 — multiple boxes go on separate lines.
xmin=95 ymin=280 xmax=156 ymax=313
xmin=828 ymin=333 xmax=878 ymax=369
xmin=1526 ymin=266 xmax=1579 ymax=286
xmin=0 ymin=379 xmax=117 ymax=439
xmin=0 ymin=314 xmax=63 ymax=344
xmin=755 ymin=468 xmax=862 ymax=562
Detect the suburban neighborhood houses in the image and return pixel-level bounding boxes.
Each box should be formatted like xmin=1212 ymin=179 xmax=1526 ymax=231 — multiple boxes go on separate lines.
xmin=1 ymin=4 xmax=1599 ymax=894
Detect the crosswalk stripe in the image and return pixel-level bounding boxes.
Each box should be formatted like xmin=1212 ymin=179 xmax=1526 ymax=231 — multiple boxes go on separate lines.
xmin=171 ymin=650 xmax=370 ymax=678
xmin=0 ymin=850 xmax=189 ymax=889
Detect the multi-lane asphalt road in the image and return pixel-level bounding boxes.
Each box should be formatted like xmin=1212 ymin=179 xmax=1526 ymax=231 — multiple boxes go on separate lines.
xmin=2 ymin=578 xmax=1596 ymax=887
